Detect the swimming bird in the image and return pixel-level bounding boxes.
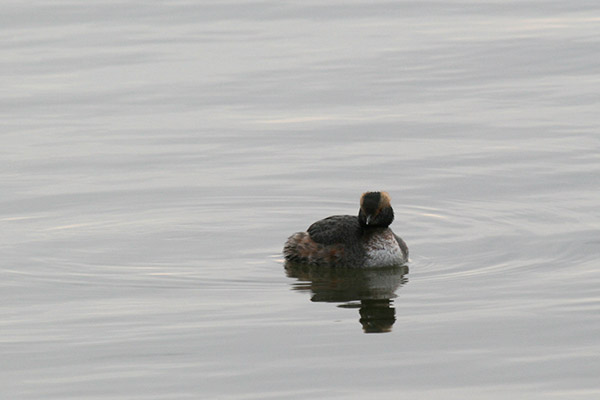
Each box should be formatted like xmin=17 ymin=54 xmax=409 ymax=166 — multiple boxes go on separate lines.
xmin=283 ymin=192 xmax=408 ymax=267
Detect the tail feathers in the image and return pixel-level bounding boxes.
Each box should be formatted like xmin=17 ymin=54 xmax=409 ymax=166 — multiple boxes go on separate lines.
xmin=283 ymin=232 xmax=344 ymax=266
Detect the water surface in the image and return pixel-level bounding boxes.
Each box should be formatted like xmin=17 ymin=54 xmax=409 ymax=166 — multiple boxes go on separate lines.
xmin=2 ymin=1 xmax=600 ymax=399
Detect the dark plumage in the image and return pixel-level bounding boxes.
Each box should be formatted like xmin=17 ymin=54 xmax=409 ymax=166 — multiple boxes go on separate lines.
xmin=307 ymin=215 xmax=361 ymax=245
xmin=283 ymin=191 xmax=408 ymax=267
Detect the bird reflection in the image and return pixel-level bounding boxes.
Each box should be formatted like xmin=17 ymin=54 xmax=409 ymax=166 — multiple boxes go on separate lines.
xmin=284 ymin=262 xmax=409 ymax=333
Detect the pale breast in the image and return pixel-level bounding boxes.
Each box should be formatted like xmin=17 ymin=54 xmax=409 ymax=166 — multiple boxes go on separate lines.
xmin=363 ymin=229 xmax=406 ymax=267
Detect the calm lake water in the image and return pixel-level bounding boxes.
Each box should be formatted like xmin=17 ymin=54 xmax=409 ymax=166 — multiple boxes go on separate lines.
xmin=2 ymin=1 xmax=600 ymax=399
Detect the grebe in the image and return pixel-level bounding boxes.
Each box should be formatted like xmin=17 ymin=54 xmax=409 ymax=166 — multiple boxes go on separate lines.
xmin=283 ymin=192 xmax=408 ymax=267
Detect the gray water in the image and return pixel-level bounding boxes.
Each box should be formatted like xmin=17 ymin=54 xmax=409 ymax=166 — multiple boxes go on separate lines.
xmin=2 ymin=1 xmax=600 ymax=399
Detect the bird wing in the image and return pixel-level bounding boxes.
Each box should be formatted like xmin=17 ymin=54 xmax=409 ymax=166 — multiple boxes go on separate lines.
xmin=307 ymin=215 xmax=360 ymax=245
